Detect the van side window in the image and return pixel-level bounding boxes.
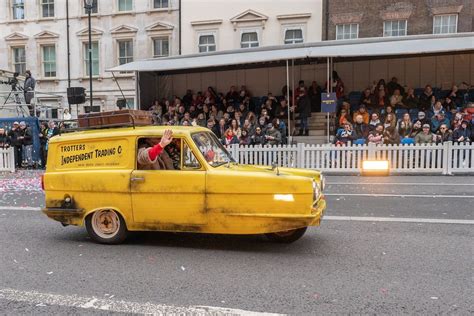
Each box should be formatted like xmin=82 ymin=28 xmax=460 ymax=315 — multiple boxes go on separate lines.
xmin=137 ymin=137 xmax=181 ymax=170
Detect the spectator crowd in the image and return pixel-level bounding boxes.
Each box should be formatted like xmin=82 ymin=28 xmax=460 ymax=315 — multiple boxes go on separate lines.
xmin=335 ymin=77 xmax=474 ymax=146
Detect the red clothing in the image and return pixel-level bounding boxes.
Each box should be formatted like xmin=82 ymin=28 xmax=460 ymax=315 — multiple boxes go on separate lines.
xmin=148 ymin=143 xmax=163 ymax=161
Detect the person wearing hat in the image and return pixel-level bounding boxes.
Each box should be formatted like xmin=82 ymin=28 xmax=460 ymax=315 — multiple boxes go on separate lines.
xmin=18 ymin=121 xmax=33 ymax=168
xmin=8 ymin=122 xmax=23 ymax=168
xmin=415 ymin=124 xmax=434 ymax=144
xmin=265 ymin=119 xmax=282 ymax=146
xmin=414 ymin=111 xmax=430 ymax=126
xmin=430 ymin=111 xmax=450 ymax=133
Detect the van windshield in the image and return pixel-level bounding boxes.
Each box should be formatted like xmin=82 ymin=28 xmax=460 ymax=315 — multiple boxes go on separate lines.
xmin=191 ymin=132 xmax=235 ymax=167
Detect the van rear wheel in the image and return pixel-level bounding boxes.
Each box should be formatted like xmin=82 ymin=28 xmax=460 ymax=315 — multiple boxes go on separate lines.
xmin=265 ymin=227 xmax=307 ymax=243
xmin=85 ymin=209 xmax=128 ymax=244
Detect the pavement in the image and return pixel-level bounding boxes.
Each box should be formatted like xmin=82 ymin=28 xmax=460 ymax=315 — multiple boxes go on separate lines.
xmin=0 ymin=171 xmax=472 ymax=315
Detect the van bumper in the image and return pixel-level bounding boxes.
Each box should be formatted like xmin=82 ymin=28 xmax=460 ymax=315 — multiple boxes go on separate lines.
xmin=42 ymin=208 xmax=84 ymax=226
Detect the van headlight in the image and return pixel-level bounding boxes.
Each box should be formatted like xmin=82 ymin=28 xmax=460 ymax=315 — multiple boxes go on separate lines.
xmin=312 ymin=180 xmax=320 ymax=201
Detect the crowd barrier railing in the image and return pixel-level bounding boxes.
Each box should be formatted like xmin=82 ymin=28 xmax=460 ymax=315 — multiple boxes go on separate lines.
xmin=228 ymin=142 xmax=474 ymax=175
xmin=0 ymin=147 xmax=15 ymax=172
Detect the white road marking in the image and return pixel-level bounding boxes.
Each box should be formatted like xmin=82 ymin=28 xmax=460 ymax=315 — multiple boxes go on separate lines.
xmin=0 ymin=206 xmax=41 ymax=211
xmin=328 ymin=182 xmax=474 ymax=186
xmin=0 ymin=288 xmax=281 ymax=315
xmin=324 ymin=193 xmax=474 ymax=198
xmin=325 ymin=216 xmax=474 ymax=225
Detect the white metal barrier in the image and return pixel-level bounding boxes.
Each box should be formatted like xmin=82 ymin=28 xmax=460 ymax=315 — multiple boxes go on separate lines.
xmin=0 ymin=147 xmax=15 ymax=172
xmin=228 ymin=142 xmax=474 ymax=175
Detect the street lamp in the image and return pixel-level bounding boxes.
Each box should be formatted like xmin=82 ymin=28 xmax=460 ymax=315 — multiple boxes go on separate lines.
xmin=84 ymin=0 xmax=93 ymax=112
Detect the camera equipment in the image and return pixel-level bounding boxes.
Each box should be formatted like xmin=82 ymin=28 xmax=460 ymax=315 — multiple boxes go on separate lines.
xmin=0 ymin=72 xmax=20 ymax=88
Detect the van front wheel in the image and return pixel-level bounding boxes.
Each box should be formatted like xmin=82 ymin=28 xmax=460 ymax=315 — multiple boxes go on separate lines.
xmin=85 ymin=209 xmax=128 ymax=244
xmin=265 ymin=227 xmax=307 ymax=243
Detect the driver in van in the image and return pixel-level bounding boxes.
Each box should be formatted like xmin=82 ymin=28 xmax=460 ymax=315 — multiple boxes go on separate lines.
xmin=137 ymin=129 xmax=175 ymax=170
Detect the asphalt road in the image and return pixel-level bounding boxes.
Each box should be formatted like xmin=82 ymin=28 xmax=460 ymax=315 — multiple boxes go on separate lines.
xmin=0 ymin=172 xmax=472 ymax=315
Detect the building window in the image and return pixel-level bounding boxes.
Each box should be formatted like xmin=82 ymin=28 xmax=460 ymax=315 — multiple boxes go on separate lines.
xmin=118 ymin=40 xmax=133 ymax=65
xmin=118 ymin=0 xmax=132 ymax=11
xmin=84 ymin=42 xmax=99 ymax=76
xmin=12 ymin=47 xmax=26 ymax=74
xmin=153 ymin=38 xmax=169 ymax=57
xmin=154 ymin=0 xmax=168 ymax=9
xmin=383 ymin=20 xmax=407 ymax=37
xmin=41 ymin=0 xmax=54 ymax=18
xmin=198 ymin=35 xmax=216 ymax=53
xmin=241 ymin=32 xmax=259 ymax=48
xmin=126 ymin=98 xmax=134 ymax=109
xmin=42 ymin=45 xmax=56 ymax=77
xmin=12 ymin=0 xmax=25 ymax=20
xmin=336 ymin=23 xmax=358 ymax=40
xmin=284 ymin=29 xmax=303 ymax=44
xmin=433 ymin=15 xmax=457 ymax=34
xmin=84 ymin=0 xmax=98 ymax=14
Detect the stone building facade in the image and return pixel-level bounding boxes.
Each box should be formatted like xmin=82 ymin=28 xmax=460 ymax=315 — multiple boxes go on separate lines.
xmin=322 ymin=0 xmax=473 ymax=40
xmin=0 ymin=0 xmax=179 ymax=117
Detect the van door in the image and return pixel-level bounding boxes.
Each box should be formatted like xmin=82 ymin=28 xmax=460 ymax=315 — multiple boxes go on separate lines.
xmin=130 ymin=138 xmax=207 ymax=226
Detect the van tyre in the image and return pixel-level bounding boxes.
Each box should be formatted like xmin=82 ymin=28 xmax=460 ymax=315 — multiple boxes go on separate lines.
xmin=265 ymin=227 xmax=307 ymax=243
xmin=85 ymin=209 xmax=128 ymax=244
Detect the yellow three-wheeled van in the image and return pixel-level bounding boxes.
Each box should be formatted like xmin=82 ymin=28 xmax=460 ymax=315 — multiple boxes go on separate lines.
xmin=42 ymin=125 xmax=326 ymax=244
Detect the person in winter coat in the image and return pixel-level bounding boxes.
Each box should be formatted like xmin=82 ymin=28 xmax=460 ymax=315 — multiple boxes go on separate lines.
xmin=335 ymin=123 xmax=355 ymax=145
xmin=297 ymin=93 xmax=312 ymax=136
xmin=368 ymin=124 xmax=384 ymax=145
xmin=435 ymin=124 xmax=452 ymax=144
xmin=383 ymin=126 xmax=401 ymax=144
xmin=222 ymin=129 xmax=239 ymax=146
xmin=353 ymin=115 xmax=370 ymax=141
xmin=452 ymin=121 xmax=471 ymax=143
xmin=251 ymin=127 xmax=266 ymax=146
xmin=415 ymin=124 xmax=434 ymax=144
xmin=137 ymin=129 xmax=174 ymax=170
xmin=239 ymin=129 xmax=251 ymax=146
xmin=8 ymin=122 xmax=22 ymax=168
xmin=18 ymin=121 xmax=34 ymax=168
xmin=431 ymin=112 xmax=450 ymax=133
xmin=398 ymin=113 xmax=413 ymax=138
xmin=265 ymin=121 xmax=282 ymax=146
xmin=352 ymin=106 xmax=369 ymax=124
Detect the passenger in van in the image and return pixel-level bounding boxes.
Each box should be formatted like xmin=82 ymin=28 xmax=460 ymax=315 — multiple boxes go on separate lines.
xmin=137 ymin=130 xmax=175 ymax=170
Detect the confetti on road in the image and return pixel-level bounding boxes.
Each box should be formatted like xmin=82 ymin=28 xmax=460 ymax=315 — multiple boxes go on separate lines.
xmin=181 ymin=266 xmax=186 ymax=271
xmin=24 ymin=248 xmax=29 ymax=252
xmin=46 ymin=272 xmax=53 ymax=275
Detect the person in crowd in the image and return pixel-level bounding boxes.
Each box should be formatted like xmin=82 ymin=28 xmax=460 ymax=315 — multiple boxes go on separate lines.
xmin=410 ymin=120 xmax=423 ymax=138
xmin=63 ymin=108 xmax=72 ymax=128
xmin=353 ymin=115 xmax=370 ymax=141
xmin=43 ymin=120 xmax=59 ymax=166
xmin=222 ymin=129 xmax=239 ymax=146
xmin=207 ymin=119 xmax=220 ymax=137
xmin=403 ymin=88 xmax=419 ymax=109
xmin=335 ymin=123 xmax=354 ymax=145
xmin=387 ymin=77 xmax=405 ymax=96
xmin=265 ymin=120 xmax=282 ymax=146
xmin=0 ymin=128 xmax=11 ymax=149
xmin=217 ymin=118 xmax=227 ymax=139
xmin=295 ymin=80 xmax=307 ymax=103
xmin=225 ymin=86 xmax=239 ymax=105
xmin=180 ymin=112 xmax=191 ymax=125
xmin=262 ymin=97 xmax=276 ymax=119
xmin=452 ymin=121 xmax=471 ymax=143
xmin=23 ymin=70 xmax=36 ymax=112
xmin=414 ymin=111 xmax=430 ymax=126
xmin=257 ymin=116 xmax=268 ymax=134
xmin=383 ymin=126 xmax=400 ymax=144
xmin=390 ymin=88 xmax=404 ymax=108
xmin=431 ymin=112 xmax=450 ymax=133
xmin=360 ymin=88 xmax=375 ymax=109
xmin=352 ymin=106 xmax=369 ymax=124
xmin=443 ymin=96 xmax=457 ymax=113
xmin=415 ymin=124 xmax=434 ymax=144
xmin=398 ymin=113 xmax=413 ymax=138
xmin=251 ymin=127 xmax=266 ymax=146
xmin=182 ymin=89 xmax=193 ymax=107
xmin=331 ymin=71 xmax=345 ymax=100
xmin=447 ymin=85 xmax=463 ymax=106
xmin=8 ymin=121 xmax=23 ymax=168
xmin=275 ymin=98 xmax=290 ymax=120
xmin=308 ymin=81 xmax=322 ymax=112
xmin=239 ymin=129 xmax=251 ymax=146
xmin=368 ymin=124 xmax=384 ymax=145
xmin=383 ymin=113 xmax=397 ymax=130
xmin=297 ymin=92 xmax=311 ymax=136
xmin=372 ymin=79 xmax=387 ymax=95
xmin=275 ymin=118 xmax=288 ymax=144
xmin=419 ymin=85 xmax=434 ymax=111
xmin=229 ymin=119 xmax=241 ymax=138
xmin=338 ymin=108 xmax=352 ymax=128
xmin=242 ymin=119 xmax=255 ymax=136
xmin=368 ymin=112 xmax=381 ymax=131
xmin=435 ymin=124 xmax=452 ymax=144
xmin=196 ymin=112 xmax=207 ymax=127
xmin=375 ymin=89 xmax=388 ymax=110
xmin=432 ymin=101 xmax=445 ymax=116
xmin=18 ymin=121 xmax=33 ymax=168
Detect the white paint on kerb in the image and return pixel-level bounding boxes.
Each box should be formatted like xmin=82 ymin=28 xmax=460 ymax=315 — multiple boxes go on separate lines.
xmin=0 ymin=206 xmax=41 ymax=211
xmin=327 ymin=182 xmax=474 ymax=186
xmin=0 ymin=288 xmax=282 ymax=316
xmin=325 ymin=216 xmax=474 ymax=225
